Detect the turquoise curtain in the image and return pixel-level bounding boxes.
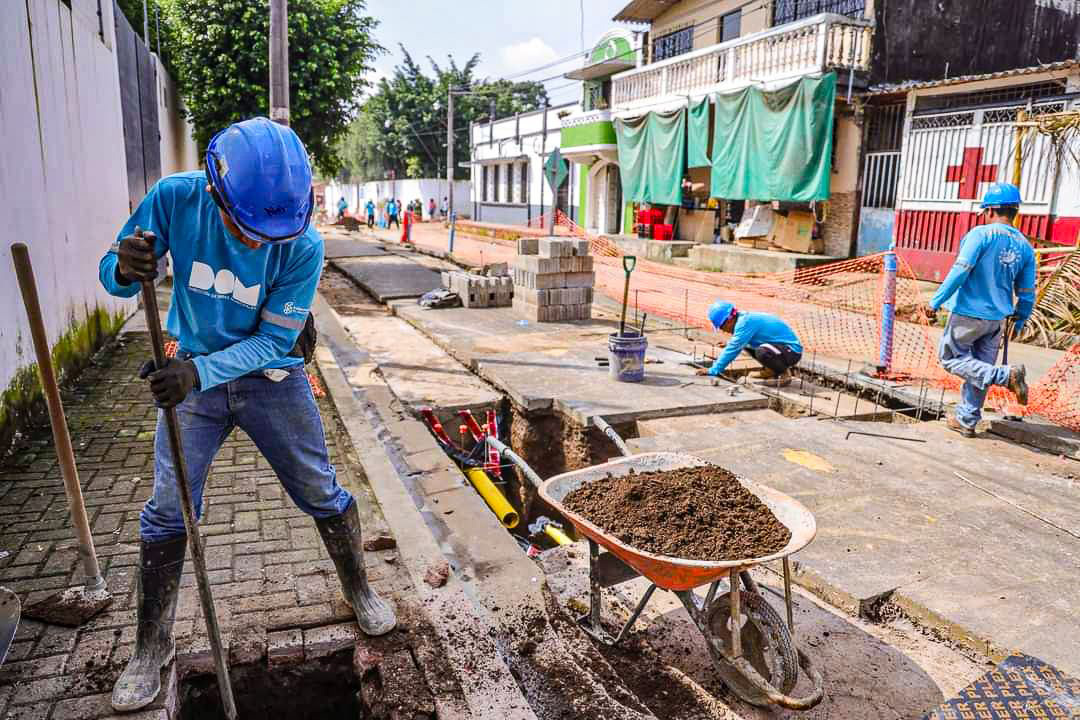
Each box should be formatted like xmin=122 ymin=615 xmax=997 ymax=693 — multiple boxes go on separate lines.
xmin=688 ymin=97 xmax=711 ymax=169
xmin=710 ymin=73 xmax=837 ymax=202
xmin=615 ymin=108 xmax=687 ymax=205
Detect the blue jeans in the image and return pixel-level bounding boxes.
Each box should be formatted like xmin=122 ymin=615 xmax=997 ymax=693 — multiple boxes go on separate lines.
xmin=939 ymin=314 xmax=1011 ymax=429
xmin=140 ymin=365 xmax=353 ymax=543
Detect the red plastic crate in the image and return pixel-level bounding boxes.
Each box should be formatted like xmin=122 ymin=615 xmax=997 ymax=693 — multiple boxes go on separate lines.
xmin=653 ymin=223 xmax=673 ymax=240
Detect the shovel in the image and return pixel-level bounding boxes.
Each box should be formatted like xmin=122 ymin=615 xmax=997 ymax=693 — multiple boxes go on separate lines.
xmin=0 ymin=587 xmax=19 ymax=668
xmin=618 ymin=255 xmax=637 ymax=337
xmin=1001 ymin=316 xmax=1023 ymax=421
xmin=11 ymin=243 xmax=112 ymax=626
xmin=138 ymin=257 xmax=237 ymax=719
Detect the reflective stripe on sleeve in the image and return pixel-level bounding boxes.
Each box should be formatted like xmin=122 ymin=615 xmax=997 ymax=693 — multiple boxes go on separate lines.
xmin=261 ymin=308 xmax=305 ymax=330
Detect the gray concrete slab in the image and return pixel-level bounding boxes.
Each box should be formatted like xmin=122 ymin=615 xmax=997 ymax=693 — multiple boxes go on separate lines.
xmin=321 ymin=231 xmax=389 ymax=259
xmin=627 ymin=416 xmax=1080 ymax=676
xmin=332 ymin=255 xmax=442 ymax=301
xmin=473 ymin=346 xmax=768 ymax=423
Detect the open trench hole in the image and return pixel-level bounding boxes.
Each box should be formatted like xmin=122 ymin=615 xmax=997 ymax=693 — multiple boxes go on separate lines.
xmin=179 ymin=649 xmax=361 ymax=720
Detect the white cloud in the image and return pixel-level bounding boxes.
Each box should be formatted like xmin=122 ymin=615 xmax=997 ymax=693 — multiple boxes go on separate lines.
xmin=497 ymin=37 xmax=560 ymax=77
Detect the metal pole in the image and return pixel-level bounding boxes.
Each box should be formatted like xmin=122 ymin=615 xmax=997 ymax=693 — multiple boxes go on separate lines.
xmin=154 ymin=2 xmax=160 ymax=56
xmin=878 ymin=247 xmax=897 ymax=373
xmin=729 ymin=567 xmax=742 ymax=658
xmin=782 ymin=557 xmax=795 ymax=632
xmin=138 ymin=280 xmax=236 ymax=720
xmin=11 ymin=244 xmax=105 ymax=593
xmin=448 ymin=210 xmax=456 ymax=254
xmin=539 ymin=99 xmax=548 ymax=230
xmin=269 ymin=0 xmax=290 ymax=125
xmin=447 ymin=89 xmax=454 ymax=220
xmin=142 ymin=0 xmax=150 ymax=49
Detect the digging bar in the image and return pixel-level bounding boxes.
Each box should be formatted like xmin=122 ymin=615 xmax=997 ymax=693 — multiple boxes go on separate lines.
xmin=139 ymin=273 xmax=237 ymax=720
xmin=11 ymin=243 xmax=112 ymax=625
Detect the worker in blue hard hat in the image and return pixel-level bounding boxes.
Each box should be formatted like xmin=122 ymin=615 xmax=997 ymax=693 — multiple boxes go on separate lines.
xmin=696 ymin=301 xmax=803 ymax=387
xmin=924 ymin=182 xmax=1035 ymax=437
xmin=99 ymin=117 xmax=396 ymax=713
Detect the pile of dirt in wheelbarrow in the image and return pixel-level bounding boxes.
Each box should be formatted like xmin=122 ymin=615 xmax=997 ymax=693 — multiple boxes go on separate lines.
xmin=561 ymin=465 xmax=790 ymax=561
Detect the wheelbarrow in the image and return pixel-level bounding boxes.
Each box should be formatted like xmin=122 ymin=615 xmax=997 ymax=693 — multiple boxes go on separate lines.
xmin=539 ymin=451 xmax=824 ymax=710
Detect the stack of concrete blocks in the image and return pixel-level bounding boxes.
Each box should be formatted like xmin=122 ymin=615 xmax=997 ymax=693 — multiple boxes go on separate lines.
xmin=440 ymin=270 xmax=513 ymax=308
xmin=512 ymin=237 xmax=595 ymax=322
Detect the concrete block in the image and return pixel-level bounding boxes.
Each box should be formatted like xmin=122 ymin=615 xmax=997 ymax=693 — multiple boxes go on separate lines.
xmin=516 ymin=237 xmax=539 ymax=255
xmin=515 ymin=287 xmax=549 ymax=306
xmin=570 ymin=239 xmax=590 ymax=256
xmin=563 ymin=272 xmax=596 ymax=288
xmin=538 ymin=238 xmax=571 ymax=258
xmin=576 ymin=255 xmax=594 ymax=272
xmin=514 ymin=269 xmax=566 ymax=290
xmin=304 ymin=622 xmax=361 ymax=659
xmin=514 ymin=256 xmax=561 ymax=275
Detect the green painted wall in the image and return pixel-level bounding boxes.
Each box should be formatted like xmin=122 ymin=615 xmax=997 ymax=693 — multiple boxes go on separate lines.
xmin=590 ymin=36 xmax=633 ymax=64
xmin=561 ymin=121 xmax=617 ymax=149
xmin=624 ymin=201 xmax=634 ymax=237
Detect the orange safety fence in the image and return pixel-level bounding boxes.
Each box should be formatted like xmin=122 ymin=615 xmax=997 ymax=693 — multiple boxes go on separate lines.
xmin=413 ymin=210 xmax=1080 ymax=432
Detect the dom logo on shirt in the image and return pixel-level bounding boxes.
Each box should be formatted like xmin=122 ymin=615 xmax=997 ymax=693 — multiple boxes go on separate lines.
xmin=189 ymin=261 xmax=261 ymax=307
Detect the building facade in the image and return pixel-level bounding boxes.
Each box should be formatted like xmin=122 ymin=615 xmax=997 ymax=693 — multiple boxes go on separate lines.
xmin=469 ymin=103 xmax=580 ymax=226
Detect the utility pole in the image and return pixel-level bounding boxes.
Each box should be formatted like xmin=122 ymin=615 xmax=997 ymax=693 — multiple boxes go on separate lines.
xmin=141 ymin=0 xmax=150 ymax=50
xmin=446 ymin=88 xmax=454 ymax=219
xmin=269 ymin=0 xmax=290 ymax=126
xmin=539 ymin=99 xmax=549 ymax=228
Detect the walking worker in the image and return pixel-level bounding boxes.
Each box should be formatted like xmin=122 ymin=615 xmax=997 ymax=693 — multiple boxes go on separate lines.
xmin=365 ymin=198 xmax=376 ymax=228
xmin=925 ymin=182 xmax=1034 ymax=437
xmin=99 ymin=117 xmax=396 ymax=713
xmin=388 ymin=197 xmax=400 ymax=229
xmin=337 ymin=194 xmax=348 ymax=221
xmin=428 ymin=197 xmax=437 ymax=221
xmin=696 ymin=301 xmax=803 ymax=386
xmin=440 ymin=195 xmax=448 ymax=219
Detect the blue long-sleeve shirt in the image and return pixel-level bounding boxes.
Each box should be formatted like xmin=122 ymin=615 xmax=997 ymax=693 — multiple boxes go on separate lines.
xmin=99 ymin=172 xmax=322 ymax=390
xmin=708 ymin=312 xmax=802 ymax=376
xmin=930 ymin=223 xmax=1036 ymax=329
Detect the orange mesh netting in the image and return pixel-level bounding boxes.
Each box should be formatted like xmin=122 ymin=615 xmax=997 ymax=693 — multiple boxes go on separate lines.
xmin=415 ymin=211 xmax=1079 ymax=431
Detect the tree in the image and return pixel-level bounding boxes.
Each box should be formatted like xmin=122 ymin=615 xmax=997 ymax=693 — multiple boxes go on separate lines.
xmin=338 ymin=47 xmax=548 ymax=182
xmin=162 ymin=0 xmax=381 ymax=176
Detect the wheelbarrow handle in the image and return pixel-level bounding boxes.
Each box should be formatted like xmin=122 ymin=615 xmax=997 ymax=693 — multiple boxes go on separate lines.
xmin=623 ymin=255 xmax=637 ymax=273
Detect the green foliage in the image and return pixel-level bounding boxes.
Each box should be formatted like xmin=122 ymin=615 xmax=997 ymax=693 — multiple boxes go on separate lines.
xmin=161 ymin=0 xmax=381 ymax=176
xmin=338 ymin=47 xmax=548 ymax=182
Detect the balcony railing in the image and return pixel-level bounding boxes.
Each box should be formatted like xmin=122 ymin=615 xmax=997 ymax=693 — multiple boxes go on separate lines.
xmin=611 ymin=13 xmax=872 ymax=113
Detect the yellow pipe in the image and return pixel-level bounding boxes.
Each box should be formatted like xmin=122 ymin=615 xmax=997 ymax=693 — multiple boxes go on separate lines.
xmin=544 ymin=524 xmax=573 ymax=547
xmin=465 ymin=468 xmax=519 ymax=529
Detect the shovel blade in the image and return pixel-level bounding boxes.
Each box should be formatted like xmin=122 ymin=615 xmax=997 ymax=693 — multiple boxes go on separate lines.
xmin=22 ymin=585 xmax=112 ymax=628
xmin=0 ymin=587 xmax=20 ymax=667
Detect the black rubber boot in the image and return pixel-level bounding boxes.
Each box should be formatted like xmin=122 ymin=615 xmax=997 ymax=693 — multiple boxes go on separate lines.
xmin=315 ymin=503 xmax=397 ymax=636
xmin=111 ymin=536 xmax=186 ymax=712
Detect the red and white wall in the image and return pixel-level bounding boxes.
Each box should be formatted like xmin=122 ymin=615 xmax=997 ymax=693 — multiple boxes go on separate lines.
xmin=892 ymin=71 xmax=1080 ymax=281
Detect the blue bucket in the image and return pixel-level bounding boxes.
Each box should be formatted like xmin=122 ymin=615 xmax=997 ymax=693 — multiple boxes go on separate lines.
xmin=608 ymin=331 xmax=648 ymax=383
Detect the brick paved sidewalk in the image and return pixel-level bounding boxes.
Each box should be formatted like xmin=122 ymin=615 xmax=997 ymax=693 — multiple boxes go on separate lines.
xmin=0 ymin=330 xmax=452 ymax=719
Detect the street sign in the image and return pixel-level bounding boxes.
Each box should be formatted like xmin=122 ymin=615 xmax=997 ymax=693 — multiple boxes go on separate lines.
xmin=544 ymin=148 xmax=568 ymax=192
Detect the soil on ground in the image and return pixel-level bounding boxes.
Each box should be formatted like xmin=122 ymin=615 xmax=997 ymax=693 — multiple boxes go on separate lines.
xmin=561 ymin=465 xmax=791 ymax=561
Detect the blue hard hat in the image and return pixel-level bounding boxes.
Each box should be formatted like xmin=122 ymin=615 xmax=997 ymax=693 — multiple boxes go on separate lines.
xmin=205 ymin=117 xmax=313 ymax=244
xmin=980 ymin=182 xmax=1022 ymax=209
xmin=708 ymin=301 xmax=736 ymax=329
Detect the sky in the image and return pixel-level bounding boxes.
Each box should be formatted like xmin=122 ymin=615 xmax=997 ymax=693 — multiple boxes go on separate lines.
xmin=364 ymin=0 xmax=633 ymax=106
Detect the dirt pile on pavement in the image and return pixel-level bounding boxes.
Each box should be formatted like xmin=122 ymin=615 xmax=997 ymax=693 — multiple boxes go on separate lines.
xmin=561 ymin=465 xmax=790 ymax=561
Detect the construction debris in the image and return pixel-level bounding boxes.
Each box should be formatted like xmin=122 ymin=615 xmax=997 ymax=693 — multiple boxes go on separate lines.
xmin=441 ymin=270 xmax=513 ymax=308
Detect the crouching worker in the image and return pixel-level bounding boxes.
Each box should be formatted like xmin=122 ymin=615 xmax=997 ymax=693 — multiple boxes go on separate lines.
xmin=99 ymin=117 xmax=396 ymax=713
xmin=925 ymin=182 xmax=1034 ymax=437
xmin=697 ymin=301 xmax=803 ymax=386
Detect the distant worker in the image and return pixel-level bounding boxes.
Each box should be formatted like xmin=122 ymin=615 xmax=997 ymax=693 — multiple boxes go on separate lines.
xmin=440 ymin=196 xmax=448 ymax=220
xmin=428 ymin=197 xmax=437 ymax=221
xmin=99 ymin=117 xmax=396 ymax=712
xmin=697 ymin=301 xmax=803 ymax=387
xmin=337 ymin=195 xmax=348 ymax=221
xmin=365 ymin=198 xmax=376 ymax=228
xmin=924 ymin=182 xmax=1034 ymax=437
xmin=388 ymin=197 xmax=400 ymax=229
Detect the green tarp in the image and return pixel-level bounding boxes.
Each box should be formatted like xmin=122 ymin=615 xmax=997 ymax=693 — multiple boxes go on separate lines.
xmin=688 ymin=97 xmax=711 ymax=168
xmin=710 ymin=73 xmax=837 ymax=202
xmin=614 ymin=108 xmax=686 ymax=206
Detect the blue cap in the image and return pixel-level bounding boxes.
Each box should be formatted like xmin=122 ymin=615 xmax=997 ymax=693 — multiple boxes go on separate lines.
xmin=205 ymin=117 xmax=313 ymax=244
xmin=708 ymin=301 xmax=736 ymax=329
xmin=980 ymin=182 xmax=1022 ymax=209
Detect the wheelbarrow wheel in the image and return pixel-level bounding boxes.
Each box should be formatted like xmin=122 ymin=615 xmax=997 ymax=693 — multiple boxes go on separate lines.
xmin=705 ymin=591 xmax=798 ymax=705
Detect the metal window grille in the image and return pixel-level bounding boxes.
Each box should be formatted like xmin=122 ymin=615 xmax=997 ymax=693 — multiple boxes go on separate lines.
xmin=865 ymin=103 xmax=905 ymax=153
xmin=521 ymin=162 xmax=529 ymax=207
xmin=862 ymin=152 xmax=901 ymax=209
xmin=910 ymin=112 xmax=975 ymax=131
xmin=652 ymin=26 xmax=693 ymax=62
xmin=481 ymin=166 xmax=488 ymax=202
xmin=773 ymin=0 xmax=866 ymax=25
xmin=494 ymin=165 xmax=501 ymax=203
xmin=505 ymin=162 xmax=513 ymax=203
xmin=913 ymin=81 xmax=1068 ymax=113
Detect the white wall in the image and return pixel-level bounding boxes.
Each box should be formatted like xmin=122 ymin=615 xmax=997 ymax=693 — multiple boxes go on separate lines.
xmin=156 ymin=55 xmax=199 ymax=176
xmin=0 ymin=0 xmax=136 ymax=396
xmin=324 ymin=179 xmax=472 ymax=220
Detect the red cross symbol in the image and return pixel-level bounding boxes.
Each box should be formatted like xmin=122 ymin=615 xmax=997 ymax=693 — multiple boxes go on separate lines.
xmin=945 ymin=147 xmax=998 ymax=200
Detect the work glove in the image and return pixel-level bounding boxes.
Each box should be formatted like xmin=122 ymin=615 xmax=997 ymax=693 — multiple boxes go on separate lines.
xmin=116 ymin=227 xmax=158 ymax=283
xmin=287 ymin=313 xmax=318 ymax=364
xmin=139 ymin=359 xmax=200 ymax=408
